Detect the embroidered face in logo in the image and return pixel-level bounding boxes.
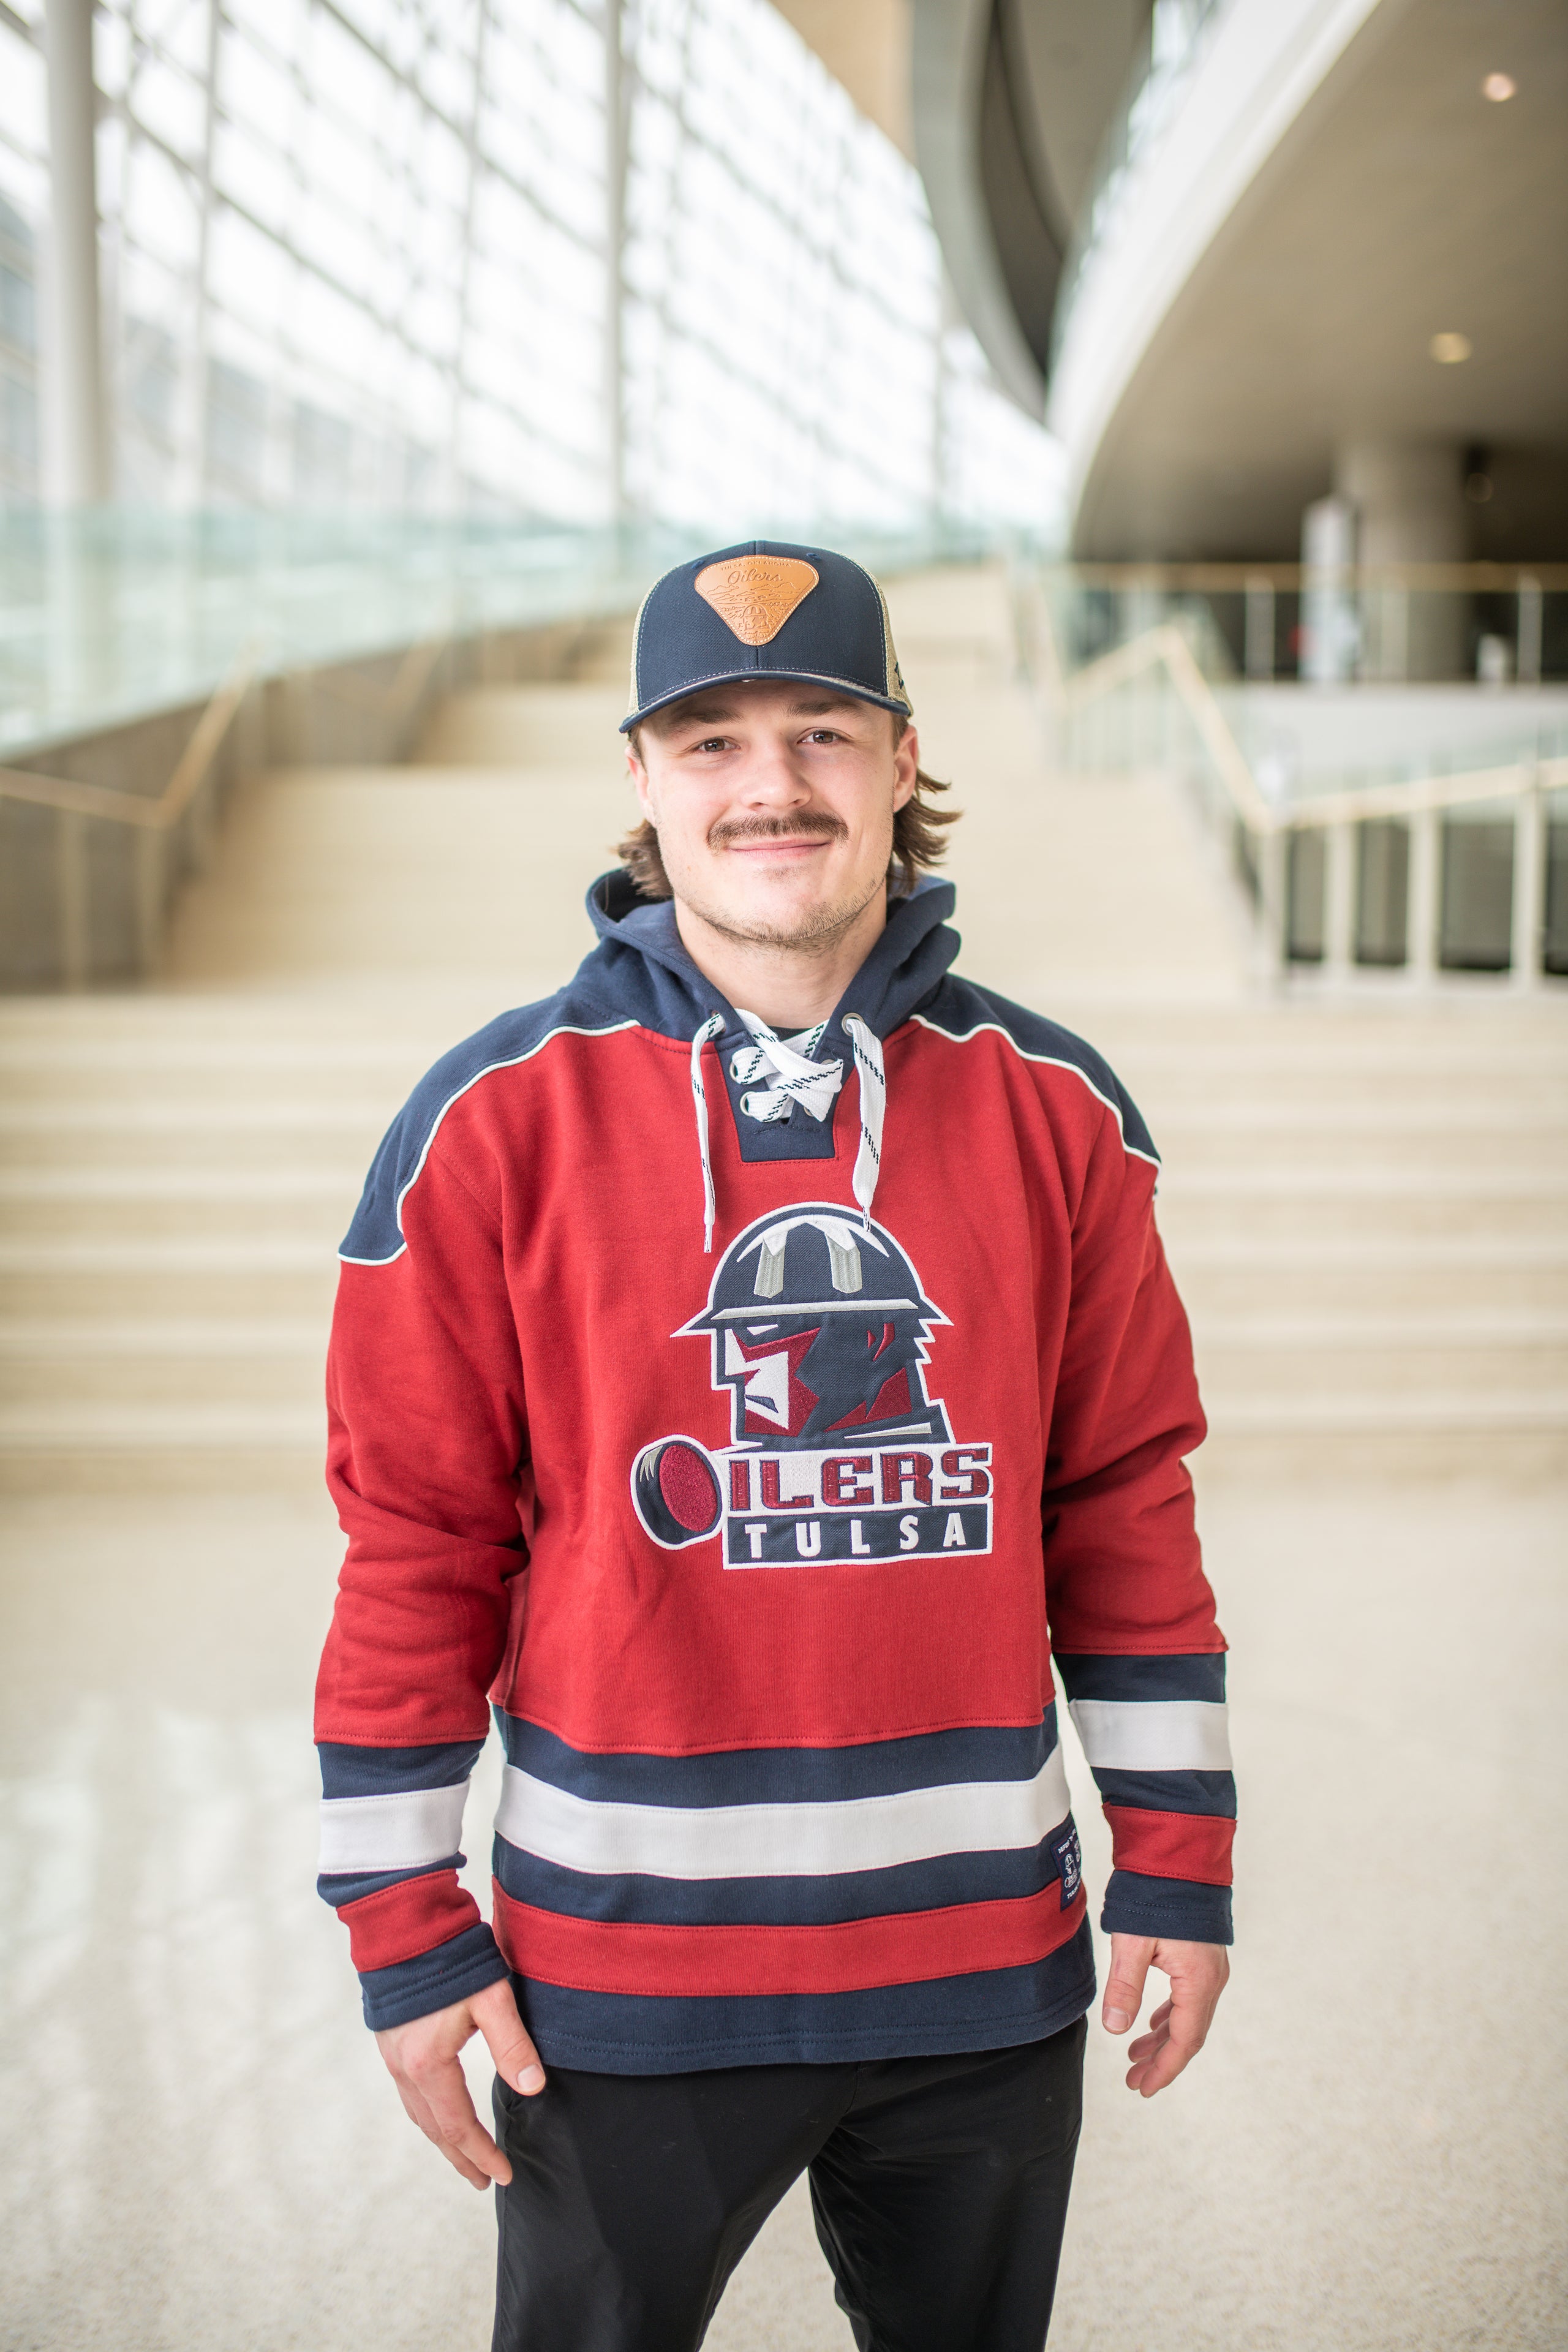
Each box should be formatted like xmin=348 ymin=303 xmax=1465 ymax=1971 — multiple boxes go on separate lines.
xmin=682 ymin=1211 xmax=951 ymax=1452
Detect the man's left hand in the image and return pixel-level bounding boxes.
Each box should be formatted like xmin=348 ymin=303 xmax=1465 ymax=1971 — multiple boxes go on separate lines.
xmin=1101 ymin=1934 xmax=1229 ymax=2096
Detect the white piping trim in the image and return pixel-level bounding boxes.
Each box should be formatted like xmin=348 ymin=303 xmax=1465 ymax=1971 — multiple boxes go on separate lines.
xmin=906 ymin=1015 xmax=1161 ymax=1170
xmin=339 ymin=1020 xmax=642 ymax=1265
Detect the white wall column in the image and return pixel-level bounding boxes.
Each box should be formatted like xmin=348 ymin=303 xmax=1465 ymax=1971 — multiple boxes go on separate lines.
xmin=1244 ymin=575 xmax=1275 ymax=680
xmin=1406 ymin=804 xmax=1441 ymax=984
xmin=42 ymin=0 xmax=108 ymax=504
xmin=1512 ymin=780 xmax=1545 ymax=990
xmin=604 ymin=0 xmax=629 ymax=526
xmin=1253 ymin=825 xmax=1287 ymax=981
xmin=1323 ymin=820 xmax=1356 ymax=979
xmin=1517 ymin=578 xmax=1544 ymax=686
xmin=1301 ymin=496 xmax=1357 ymax=685
xmin=1333 ymin=440 xmax=1468 ymax=679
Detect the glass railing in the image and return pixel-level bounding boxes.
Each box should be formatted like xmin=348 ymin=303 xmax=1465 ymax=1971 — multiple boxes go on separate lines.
xmin=1025 ymin=560 xmax=1568 ymax=812
xmin=0 ymin=508 xmax=1010 ymax=758
xmin=1018 ymin=560 xmax=1568 ymax=979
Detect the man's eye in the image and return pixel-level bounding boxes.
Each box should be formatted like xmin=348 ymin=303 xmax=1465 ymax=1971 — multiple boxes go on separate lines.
xmin=694 ymin=737 xmax=731 ymax=752
xmin=805 ymin=729 xmax=843 ymax=744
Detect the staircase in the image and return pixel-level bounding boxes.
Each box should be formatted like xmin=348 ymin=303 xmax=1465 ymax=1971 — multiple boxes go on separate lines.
xmin=1 ymin=574 xmax=1564 ymax=1487
xmin=1095 ymin=1006 xmax=1568 ymax=1473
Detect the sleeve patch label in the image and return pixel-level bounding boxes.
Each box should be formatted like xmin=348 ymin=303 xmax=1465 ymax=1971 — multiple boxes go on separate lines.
xmin=1048 ymin=1821 xmax=1083 ymax=1909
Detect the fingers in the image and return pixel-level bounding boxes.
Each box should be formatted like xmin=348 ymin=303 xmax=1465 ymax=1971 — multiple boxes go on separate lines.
xmin=410 ymin=2046 xmax=514 ymax=2189
xmin=1126 ymin=2010 xmax=1194 ymax=2097
xmin=472 ymin=1976 xmax=546 ymax=2097
xmin=1121 ymin=1939 xmax=1231 ymax=2098
xmin=1102 ymin=1933 xmax=1155 ymax=2035
xmin=1126 ymin=1999 xmax=1171 ymax=2063
xmin=375 ymin=1994 xmax=516 ymax=2190
xmin=393 ymin=2074 xmax=496 ymax=2192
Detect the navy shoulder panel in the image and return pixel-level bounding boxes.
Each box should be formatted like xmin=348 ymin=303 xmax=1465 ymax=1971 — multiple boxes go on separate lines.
xmin=339 ymin=987 xmax=636 ymax=1264
xmin=910 ymin=975 xmax=1158 ymax=1164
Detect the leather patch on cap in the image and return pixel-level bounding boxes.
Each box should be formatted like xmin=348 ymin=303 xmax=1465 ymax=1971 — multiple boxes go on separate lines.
xmin=694 ymin=555 xmax=820 ymax=645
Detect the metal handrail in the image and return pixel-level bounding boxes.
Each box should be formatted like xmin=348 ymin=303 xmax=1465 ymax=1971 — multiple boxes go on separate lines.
xmin=1031 ymin=604 xmax=1564 ymax=984
xmin=1045 ymin=618 xmax=1567 ymax=835
xmin=1039 ymin=559 xmax=1568 ymax=592
xmin=309 ymin=635 xmax=450 ymax=725
xmin=1057 ymin=622 xmax=1273 ymax=830
xmin=0 ymin=645 xmax=260 ymax=829
xmin=0 ymin=625 xmax=463 ymax=989
xmin=0 ymin=627 xmax=451 ymax=834
xmin=1275 ymin=759 xmax=1568 ymax=830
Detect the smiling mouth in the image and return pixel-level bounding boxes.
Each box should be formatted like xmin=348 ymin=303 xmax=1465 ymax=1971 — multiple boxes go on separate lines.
xmin=712 ymin=819 xmax=846 ymax=859
xmin=727 ymin=835 xmax=830 ymax=854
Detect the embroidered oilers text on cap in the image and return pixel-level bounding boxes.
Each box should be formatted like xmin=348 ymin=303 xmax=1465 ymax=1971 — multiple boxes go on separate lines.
xmin=620 ymin=540 xmax=912 ymax=733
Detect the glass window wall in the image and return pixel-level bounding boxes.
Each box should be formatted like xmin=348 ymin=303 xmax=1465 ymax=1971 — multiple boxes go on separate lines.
xmin=0 ymin=0 xmax=1058 ymax=530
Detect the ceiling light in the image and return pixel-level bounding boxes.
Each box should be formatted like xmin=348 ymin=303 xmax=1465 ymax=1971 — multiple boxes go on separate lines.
xmin=1430 ymin=332 xmax=1472 ymax=364
xmin=1481 ymin=72 xmax=1516 ymax=100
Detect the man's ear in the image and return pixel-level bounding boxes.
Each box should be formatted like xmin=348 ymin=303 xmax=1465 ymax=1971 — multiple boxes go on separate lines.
xmin=627 ymin=742 xmax=656 ymax=826
xmin=891 ymin=723 xmax=920 ymax=813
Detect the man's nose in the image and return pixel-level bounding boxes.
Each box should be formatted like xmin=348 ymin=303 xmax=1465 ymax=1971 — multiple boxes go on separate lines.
xmin=740 ymin=737 xmax=812 ymax=802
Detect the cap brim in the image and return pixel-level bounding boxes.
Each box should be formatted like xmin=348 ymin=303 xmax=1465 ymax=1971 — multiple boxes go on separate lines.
xmin=620 ymin=669 xmax=912 ymax=733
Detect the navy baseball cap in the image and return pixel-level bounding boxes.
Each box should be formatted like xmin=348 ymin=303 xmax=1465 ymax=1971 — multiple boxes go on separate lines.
xmin=620 ymin=540 xmax=912 ymax=733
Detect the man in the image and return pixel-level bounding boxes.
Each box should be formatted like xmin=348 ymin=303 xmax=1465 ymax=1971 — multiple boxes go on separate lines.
xmin=315 ymin=543 xmax=1234 ymax=2351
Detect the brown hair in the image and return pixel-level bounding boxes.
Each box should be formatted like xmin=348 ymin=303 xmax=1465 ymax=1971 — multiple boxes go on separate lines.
xmin=617 ymin=712 xmax=959 ymax=902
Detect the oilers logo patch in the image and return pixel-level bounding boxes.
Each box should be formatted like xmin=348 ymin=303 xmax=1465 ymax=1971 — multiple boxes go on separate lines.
xmin=630 ymin=1206 xmax=993 ymax=1567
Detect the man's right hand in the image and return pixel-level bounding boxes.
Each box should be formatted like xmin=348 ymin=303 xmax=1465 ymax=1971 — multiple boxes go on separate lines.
xmin=375 ymin=1977 xmax=546 ymax=2190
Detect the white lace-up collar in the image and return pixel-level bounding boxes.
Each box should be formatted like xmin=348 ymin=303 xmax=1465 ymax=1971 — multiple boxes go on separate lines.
xmin=690 ymin=1009 xmax=886 ymax=1251
xmin=731 ymin=1011 xmax=840 ymax=1124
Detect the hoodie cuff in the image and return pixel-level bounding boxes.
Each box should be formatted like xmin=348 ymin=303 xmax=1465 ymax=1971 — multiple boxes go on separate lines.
xmin=358 ymin=1922 xmax=511 ymax=2030
xmin=1100 ymin=1869 xmax=1233 ymax=1946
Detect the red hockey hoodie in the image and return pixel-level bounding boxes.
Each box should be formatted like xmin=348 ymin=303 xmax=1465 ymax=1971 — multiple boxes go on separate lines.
xmin=314 ymin=873 xmax=1234 ymax=2071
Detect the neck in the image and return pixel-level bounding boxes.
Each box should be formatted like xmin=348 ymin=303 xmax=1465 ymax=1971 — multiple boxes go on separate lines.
xmin=671 ymin=889 xmax=889 ymax=1031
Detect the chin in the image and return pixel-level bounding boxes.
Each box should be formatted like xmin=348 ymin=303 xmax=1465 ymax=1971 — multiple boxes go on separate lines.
xmin=719 ymin=882 xmax=869 ymax=949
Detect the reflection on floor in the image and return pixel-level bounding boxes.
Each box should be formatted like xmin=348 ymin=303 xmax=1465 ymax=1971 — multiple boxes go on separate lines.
xmin=5 ymin=1485 xmax=1563 ymax=2351
xmin=1 ymin=567 xmax=1565 ymax=2350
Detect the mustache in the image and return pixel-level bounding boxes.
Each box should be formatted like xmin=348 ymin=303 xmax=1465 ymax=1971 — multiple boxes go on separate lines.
xmin=709 ymin=812 xmax=849 ymax=850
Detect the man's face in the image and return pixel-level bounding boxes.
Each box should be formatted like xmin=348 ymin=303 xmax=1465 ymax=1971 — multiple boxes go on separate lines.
xmin=628 ymin=681 xmax=919 ymax=950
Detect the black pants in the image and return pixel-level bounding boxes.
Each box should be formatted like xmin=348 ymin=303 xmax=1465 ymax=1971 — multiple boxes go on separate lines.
xmin=492 ymin=2018 xmax=1086 ymax=2352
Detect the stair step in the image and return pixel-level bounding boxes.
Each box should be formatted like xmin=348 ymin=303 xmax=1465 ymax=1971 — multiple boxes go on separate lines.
xmin=1193 ymin=1325 xmax=1568 ymax=1392
xmin=1175 ymin=1262 xmax=1568 ymax=1316
xmin=0 ymin=1169 xmax=356 ymax=1245
xmin=0 ymin=1317 xmax=327 ymax=1408
xmin=1202 ymin=1388 xmax=1568 ymax=1429
xmin=0 ymin=1403 xmax=324 ymax=1446
xmin=1158 ymin=1184 xmax=1568 ymax=1243
xmin=1198 ymin=1390 xmax=1568 ymax=1479
xmin=0 ymin=1101 xmax=394 ymax=1174
xmin=1155 ymin=1131 xmax=1567 ymax=1175
xmin=0 ymin=1244 xmax=337 ymax=1319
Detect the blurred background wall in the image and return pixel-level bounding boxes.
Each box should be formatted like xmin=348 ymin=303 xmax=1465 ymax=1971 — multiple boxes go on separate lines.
xmin=0 ymin=0 xmax=1049 ymax=524
xmin=2 ymin=0 xmax=1566 ymax=989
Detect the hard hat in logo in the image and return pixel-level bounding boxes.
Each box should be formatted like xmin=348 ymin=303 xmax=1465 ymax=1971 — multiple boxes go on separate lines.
xmin=681 ymin=1210 xmax=942 ymax=1332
